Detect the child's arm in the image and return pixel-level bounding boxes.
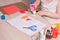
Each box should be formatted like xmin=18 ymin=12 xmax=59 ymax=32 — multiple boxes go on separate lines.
xmin=37 ymin=11 xmax=60 ymax=19
xmin=34 ymin=0 xmax=41 ymax=8
xmin=37 ymin=0 xmax=60 ymax=19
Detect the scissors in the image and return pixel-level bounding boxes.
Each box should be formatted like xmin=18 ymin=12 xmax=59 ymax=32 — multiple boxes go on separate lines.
xmin=23 ymin=25 xmax=37 ymax=31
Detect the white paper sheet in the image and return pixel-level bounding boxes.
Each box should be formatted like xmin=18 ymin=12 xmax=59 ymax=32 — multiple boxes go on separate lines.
xmin=7 ymin=14 xmax=46 ymax=36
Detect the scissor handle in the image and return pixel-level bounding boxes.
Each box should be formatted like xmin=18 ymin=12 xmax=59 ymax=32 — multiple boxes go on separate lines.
xmin=23 ymin=25 xmax=37 ymax=31
xmin=28 ymin=25 xmax=37 ymax=31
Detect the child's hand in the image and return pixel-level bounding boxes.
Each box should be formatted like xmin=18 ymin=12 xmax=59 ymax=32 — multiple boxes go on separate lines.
xmin=30 ymin=6 xmax=34 ymax=11
xmin=37 ymin=11 xmax=45 ymax=16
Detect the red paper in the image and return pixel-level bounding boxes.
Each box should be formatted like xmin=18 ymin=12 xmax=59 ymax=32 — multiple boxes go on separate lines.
xmin=20 ymin=10 xmax=27 ymax=14
xmin=26 ymin=18 xmax=31 ymax=20
xmin=2 ymin=5 xmax=20 ymax=15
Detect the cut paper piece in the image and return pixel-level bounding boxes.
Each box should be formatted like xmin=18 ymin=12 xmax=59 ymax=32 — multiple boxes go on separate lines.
xmin=26 ymin=18 xmax=31 ymax=20
xmin=21 ymin=16 xmax=31 ymax=21
xmin=2 ymin=5 xmax=20 ymax=15
xmin=6 ymin=14 xmax=46 ymax=36
xmin=21 ymin=16 xmax=28 ymax=19
xmin=20 ymin=10 xmax=26 ymax=14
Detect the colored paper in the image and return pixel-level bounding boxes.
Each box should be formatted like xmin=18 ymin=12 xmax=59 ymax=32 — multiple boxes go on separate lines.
xmin=20 ymin=10 xmax=26 ymax=14
xmin=2 ymin=5 xmax=20 ymax=15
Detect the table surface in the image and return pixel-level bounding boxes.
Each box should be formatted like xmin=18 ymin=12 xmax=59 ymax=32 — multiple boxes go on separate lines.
xmin=0 ymin=11 xmax=50 ymax=40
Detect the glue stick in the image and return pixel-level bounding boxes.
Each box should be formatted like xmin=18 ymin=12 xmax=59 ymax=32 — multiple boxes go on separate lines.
xmin=30 ymin=1 xmax=36 ymax=15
